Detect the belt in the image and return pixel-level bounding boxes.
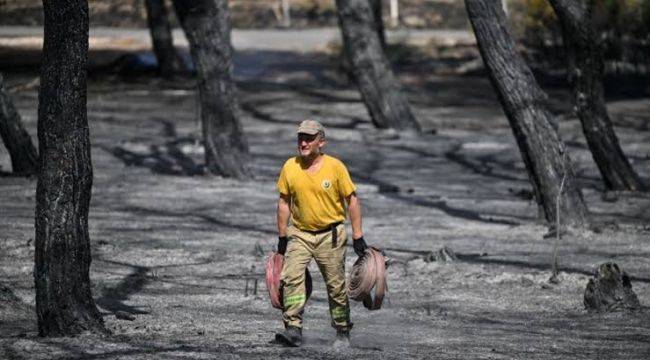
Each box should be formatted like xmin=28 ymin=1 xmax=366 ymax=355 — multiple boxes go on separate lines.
xmin=299 ymin=222 xmax=342 ymax=247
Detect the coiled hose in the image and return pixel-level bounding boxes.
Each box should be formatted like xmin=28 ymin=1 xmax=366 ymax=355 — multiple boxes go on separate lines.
xmin=265 ymin=252 xmax=312 ymax=310
xmin=348 ymin=247 xmax=387 ymax=310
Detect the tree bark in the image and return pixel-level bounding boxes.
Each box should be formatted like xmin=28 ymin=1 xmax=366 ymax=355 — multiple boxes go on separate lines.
xmin=335 ymin=0 xmax=420 ymax=132
xmin=464 ymin=0 xmax=588 ymax=227
xmin=0 ymin=74 xmax=38 ymax=175
xmin=171 ymin=0 xmax=250 ymax=178
xmin=145 ymin=0 xmax=185 ymax=77
xmin=35 ymin=0 xmax=105 ymax=336
xmin=548 ymin=0 xmax=645 ymax=191
xmin=369 ymin=0 xmax=386 ymax=49
xmin=584 ymin=262 xmax=640 ymax=313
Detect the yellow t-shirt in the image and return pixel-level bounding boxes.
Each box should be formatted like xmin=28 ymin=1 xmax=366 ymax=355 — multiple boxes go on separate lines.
xmin=277 ymin=154 xmax=357 ymax=231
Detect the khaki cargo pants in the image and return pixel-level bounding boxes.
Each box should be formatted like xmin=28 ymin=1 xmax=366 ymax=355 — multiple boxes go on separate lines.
xmin=281 ymin=223 xmax=351 ymax=330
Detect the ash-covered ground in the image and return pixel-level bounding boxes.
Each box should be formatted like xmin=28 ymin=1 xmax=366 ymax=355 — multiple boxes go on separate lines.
xmin=1 ymin=39 xmax=649 ymax=359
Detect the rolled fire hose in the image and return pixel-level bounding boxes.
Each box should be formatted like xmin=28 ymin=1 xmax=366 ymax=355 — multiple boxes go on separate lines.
xmin=265 ymin=251 xmax=312 ymax=310
xmin=348 ymin=247 xmax=387 ymax=310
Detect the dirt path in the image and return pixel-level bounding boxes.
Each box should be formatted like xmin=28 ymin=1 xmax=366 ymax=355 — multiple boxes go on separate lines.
xmin=0 ymin=26 xmax=475 ymax=70
xmin=1 ymin=47 xmax=649 ymax=359
xmin=0 ymin=26 xmax=474 ymax=49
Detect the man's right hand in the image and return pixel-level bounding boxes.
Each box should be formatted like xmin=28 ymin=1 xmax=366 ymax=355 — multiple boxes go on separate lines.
xmin=277 ymin=236 xmax=289 ymax=255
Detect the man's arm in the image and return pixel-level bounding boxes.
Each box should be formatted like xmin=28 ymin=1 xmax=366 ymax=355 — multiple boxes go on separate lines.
xmin=346 ymin=192 xmax=363 ymax=239
xmin=277 ymin=193 xmax=291 ymax=237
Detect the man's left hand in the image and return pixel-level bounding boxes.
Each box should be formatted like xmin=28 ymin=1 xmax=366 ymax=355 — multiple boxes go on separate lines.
xmin=352 ymin=236 xmax=368 ymax=257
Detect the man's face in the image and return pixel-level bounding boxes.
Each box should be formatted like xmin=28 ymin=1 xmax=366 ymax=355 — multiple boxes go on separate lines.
xmin=297 ymin=132 xmax=325 ymax=158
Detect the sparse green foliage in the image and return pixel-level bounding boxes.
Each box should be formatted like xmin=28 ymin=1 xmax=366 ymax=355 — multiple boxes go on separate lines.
xmin=513 ymin=0 xmax=650 ymax=70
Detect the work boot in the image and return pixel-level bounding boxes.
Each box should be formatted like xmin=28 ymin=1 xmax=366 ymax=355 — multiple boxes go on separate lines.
xmin=332 ymin=329 xmax=350 ymax=349
xmin=275 ymin=326 xmax=302 ymax=347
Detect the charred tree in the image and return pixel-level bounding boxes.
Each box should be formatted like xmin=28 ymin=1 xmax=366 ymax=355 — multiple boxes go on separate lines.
xmin=464 ymin=0 xmax=588 ymax=227
xmin=548 ymin=0 xmax=645 ymax=191
xmin=0 ymin=74 xmax=38 ymax=175
xmin=369 ymin=0 xmax=386 ymax=49
xmin=145 ymin=0 xmax=185 ymax=77
xmin=335 ymin=0 xmax=420 ymax=132
xmin=35 ymin=0 xmax=105 ymax=336
xmin=171 ymin=0 xmax=250 ymax=178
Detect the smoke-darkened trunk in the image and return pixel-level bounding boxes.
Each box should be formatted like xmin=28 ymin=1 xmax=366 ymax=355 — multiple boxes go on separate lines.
xmin=172 ymin=0 xmax=250 ymax=178
xmin=548 ymin=0 xmax=645 ymax=191
xmin=335 ymin=0 xmax=420 ymax=132
xmin=464 ymin=0 xmax=588 ymax=227
xmin=369 ymin=0 xmax=386 ymax=49
xmin=145 ymin=0 xmax=185 ymax=77
xmin=35 ymin=0 xmax=105 ymax=336
xmin=0 ymin=74 xmax=38 ymax=175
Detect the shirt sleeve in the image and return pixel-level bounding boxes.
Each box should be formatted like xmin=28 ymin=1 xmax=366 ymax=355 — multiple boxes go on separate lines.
xmin=277 ymin=162 xmax=290 ymax=196
xmin=337 ymin=161 xmax=356 ymax=198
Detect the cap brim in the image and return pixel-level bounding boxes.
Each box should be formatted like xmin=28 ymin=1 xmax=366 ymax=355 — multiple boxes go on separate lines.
xmin=297 ymin=128 xmax=320 ymax=135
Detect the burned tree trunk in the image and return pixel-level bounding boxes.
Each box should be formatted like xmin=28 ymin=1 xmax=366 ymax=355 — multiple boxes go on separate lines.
xmin=464 ymin=0 xmax=588 ymax=227
xmin=335 ymin=0 xmax=420 ymax=132
xmin=0 ymin=74 xmax=38 ymax=175
xmin=548 ymin=0 xmax=645 ymax=191
xmin=369 ymin=0 xmax=386 ymax=49
xmin=171 ymin=0 xmax=250 ymax=178
xmin=145 ymin=0 xmax=185 ymax=77
xmin=35 ymin=0 xmax=105 ymax=336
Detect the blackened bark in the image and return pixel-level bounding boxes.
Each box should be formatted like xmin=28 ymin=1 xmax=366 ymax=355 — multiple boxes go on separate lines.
xmin=336 ymin=0 xmax=420 ymax=132
xmin=35 ymin=0 xmax=105 ymax=336
xmin=548 ymin=0 xmax=645 ymax=191
xmin=583 ymin=262 xmax=640 ymax=312
xmin=369 ymin=0 xmax=386 ymax=49
xmin=145 ymin=0 xmax=185 ymax=77
xmin=464 ymin=0 xmax=588 ymax=227
xmin=171 ymin=0 xmax=250 ymax=178
xmin=0 ymin=74 xmax=38 ymax=175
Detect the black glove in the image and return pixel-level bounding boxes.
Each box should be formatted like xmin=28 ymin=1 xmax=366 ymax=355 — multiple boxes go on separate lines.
xmin=352 ymin=236 xmax=368 ymax=257
xmin=277 ymin=236 xmax=289 ymax=255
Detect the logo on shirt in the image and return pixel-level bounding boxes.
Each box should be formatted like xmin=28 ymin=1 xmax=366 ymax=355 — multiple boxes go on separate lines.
xmin=321 ymin=179 xmax=331 ymax=190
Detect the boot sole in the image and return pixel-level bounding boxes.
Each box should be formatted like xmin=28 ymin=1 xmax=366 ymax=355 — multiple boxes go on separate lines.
xmin=275 ymin=333 xmax=301 ymax=347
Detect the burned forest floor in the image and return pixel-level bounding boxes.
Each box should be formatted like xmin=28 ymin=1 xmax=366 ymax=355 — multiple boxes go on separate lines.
xmin=1 ymin=30 xmax=650 ymax=359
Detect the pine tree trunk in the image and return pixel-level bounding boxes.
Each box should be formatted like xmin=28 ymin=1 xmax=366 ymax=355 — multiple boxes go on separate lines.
xmin=171 ymin=0 xmax=250 ymax=178
xmin=145 ymin=0 xmax=184 ymax=77
xmin=335 ymin=0 xmax=420 ymax=132
xmin=0 ymin=74 xmax=38 ymax=175
xmin=548 ymin=0 xmax=645 ymax=191
xmin=369 ymin=0 xmax=386 ymax=49
xmin=464 ymin=0 xmax=588 ymax=227
xmin=35 ymin=0 xmax=105 ymax=336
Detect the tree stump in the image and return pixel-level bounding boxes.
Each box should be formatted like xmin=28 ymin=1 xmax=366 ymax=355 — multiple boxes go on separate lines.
xmin=584 ymin=262 xmax=641 ymax=312
xmin=423 ymin=246 xmax=457 ymax=263
xmin=0 ymin=284 xmax=20 ymax=302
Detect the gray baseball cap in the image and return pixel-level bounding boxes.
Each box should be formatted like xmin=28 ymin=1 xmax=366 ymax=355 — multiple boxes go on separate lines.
xmin=297 ymin=119 xmax=324 ymax=135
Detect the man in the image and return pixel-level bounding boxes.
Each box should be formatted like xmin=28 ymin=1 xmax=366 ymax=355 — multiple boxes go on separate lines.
xmin=275 ymin=119 xmax=369 ymax=347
